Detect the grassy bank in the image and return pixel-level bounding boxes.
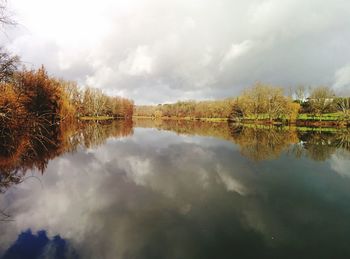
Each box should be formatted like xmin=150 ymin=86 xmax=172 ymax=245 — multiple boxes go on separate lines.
xmin=230 ymin=122 xmax=348 ymax=133
xmin=80 ymin=115 xmax=131 ymax=121
xmin=80 ymin=116 xmax=116 ymax=121
xmin=297 ymin=113 xmax=346 ymax=121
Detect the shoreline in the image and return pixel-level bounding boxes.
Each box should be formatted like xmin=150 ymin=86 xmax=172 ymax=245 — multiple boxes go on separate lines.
xmin=132 ymin=116 xmax=350 ymax=128
xmin=77 ymin=115 xmax=350 ymax=129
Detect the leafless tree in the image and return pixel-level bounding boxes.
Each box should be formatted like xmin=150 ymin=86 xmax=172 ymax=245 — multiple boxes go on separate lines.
xmin=0 ymin=49 xmax=19 ymax=82
xmin=294 ymin=85 xmax=308 ymax=103
xmin=308 ymin=86 xmax=336 ymax=115
xmin=0 ymin=0 xmax=16 ymax=26
xmin=0 ymin=1 xmax=19 ymax=82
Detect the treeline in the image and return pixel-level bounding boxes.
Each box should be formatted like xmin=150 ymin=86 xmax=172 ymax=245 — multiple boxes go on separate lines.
xmin=294 ymin=86 xmax=350 ymax=116
xmin=135 ymin=99 xmax=234 ymax=119
xmin=233 ymin=84 xmax=350 ymax=124
xmin=134 ymin=83 xmax=350 ymax=125
xmin=61 ymin=81 xmax=134 ymax=119
xmin=0 ymin=50 xmax=133 ymax=132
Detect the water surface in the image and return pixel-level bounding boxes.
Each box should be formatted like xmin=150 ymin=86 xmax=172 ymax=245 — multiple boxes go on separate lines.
xmin=1 ymin=120 xmax=350 ymax=259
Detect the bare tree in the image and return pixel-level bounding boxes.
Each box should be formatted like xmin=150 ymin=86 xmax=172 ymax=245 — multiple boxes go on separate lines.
xmin=0 ymin=0 xmax=15 ymax=26
xmin=0 ymin=49 xmax=19 ymax=82
xmin=308 ymin=86 xmax=336 ymax=115
xmin=0 ymin=1 xmax=19 ymax=82
xmin=294 ymin=85 xmax=308 ymax=103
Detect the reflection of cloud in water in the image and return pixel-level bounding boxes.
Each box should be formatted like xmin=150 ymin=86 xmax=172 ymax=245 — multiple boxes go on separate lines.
xmin=0 ymin=129 xmax=250 ymax=257
xmin=330 ymin=151 xmax=350 ymax=178
xmin=1 ymin=128 xmax=350 ymax=258
xmin=216 ymin=164 xmax=247 ymax=195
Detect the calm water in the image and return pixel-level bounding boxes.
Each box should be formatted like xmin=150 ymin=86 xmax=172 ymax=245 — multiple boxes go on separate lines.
xmin=1 ymin=120 xmax=350 ymax=259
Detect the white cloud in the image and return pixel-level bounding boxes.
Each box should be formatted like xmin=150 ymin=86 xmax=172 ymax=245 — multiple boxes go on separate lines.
xmin=330 ymin=152 xmax=350 ymax=178
xmin=216 ymin=164 xmax=247 ymax=195
xmin=118 ymin=46 xmax=153 ymax=76
xmin=220 ymin=40 xmax=254 ymax=69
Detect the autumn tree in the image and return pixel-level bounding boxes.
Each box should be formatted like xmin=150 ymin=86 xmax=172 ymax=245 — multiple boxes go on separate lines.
xmin=15 ymin=67 xmax=64 ymax=122
xmin=237 ymin=83 xmax=290 ymax=121
xmin=0 ymin=83 xmax=27 ymax=127
xmin=286 ymin=102 xmax=301 ymax=123
xmin=308 ymin=86 xmax=336 ymax=115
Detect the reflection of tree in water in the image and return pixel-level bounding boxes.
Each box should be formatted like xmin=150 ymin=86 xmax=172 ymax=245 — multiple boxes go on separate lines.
xmin=134 ymin=119 xmax=300 ymax=161
xmin=80 ymin=120 xmax=133 ymax=149
xmin=0 ymin=208 xmax=13 ymax=222
xmin=0 ymin=119 xmax=133 ymax=192
xmin=334 ymin=130 xmax=350 ymax=152
xmin=299 ymin=131 xmax=337 ymax=161
xmin=229 ymin=125 xmax=299 ymax=161
xmin=299 ymin=130 xmax=350 ymax=161
xmin=135 ymin=119 xmax=350 ymax=162
xmin=230 ymin=126 xmax=350 ymax=161
xmin=134 ymin=119 xmax=232 ymax=140
xmin=0 ymin=121 xmax=61 ymax=192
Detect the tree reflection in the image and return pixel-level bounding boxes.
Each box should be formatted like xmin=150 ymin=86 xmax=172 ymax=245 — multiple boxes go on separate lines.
xmin=134 ymin=119 xmax=233 ymax=141
xmin=229 ymin=125 xmax=299 ymax=161
xmin=299 ymin=129 xmax=350 ymax=161
xmin=2 ymin=117 xmax=350 ymax=192
xmin=0 ymin=119 xmax=133 ymax=192
xmin=135 ymin=118 xmax=350 ymax=162
xmin=0 ymin=209 xmax=13 ymax=222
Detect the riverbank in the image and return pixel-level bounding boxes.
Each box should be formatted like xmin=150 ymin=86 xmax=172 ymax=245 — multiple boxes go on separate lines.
xmin=133 ymin=115 xmax=349 ymax=128
xmin=79 ymin=116 xmax=130 ymax=121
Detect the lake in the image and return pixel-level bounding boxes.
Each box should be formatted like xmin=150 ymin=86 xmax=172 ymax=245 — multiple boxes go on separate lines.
xmin=1 ymin=119 xmax=350 ymax=259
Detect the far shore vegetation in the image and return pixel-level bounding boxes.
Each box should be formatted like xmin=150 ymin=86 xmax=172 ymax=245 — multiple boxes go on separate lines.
xmin=134 ymin=83 xmax=350 ymax=127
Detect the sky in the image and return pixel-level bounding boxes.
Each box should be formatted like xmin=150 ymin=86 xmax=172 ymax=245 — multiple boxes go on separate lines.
xmin=1 ymin=0 xmax=350 ymax=104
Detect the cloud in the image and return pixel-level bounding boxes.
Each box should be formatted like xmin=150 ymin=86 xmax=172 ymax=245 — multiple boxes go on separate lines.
xmin=118 ymin=45 xmax=153 ymax=76
xmin=333 ymin=64 xmax=350 ymax=94
xmin=330 ymin=151 xmax=350 ymax=178
xmin=2 ymin=0 xmax=350 ymax=104
xmin=220 ymin=40 xmax=255 ymax=70
xmin=216 ymin=164 xmax=247 ymax=195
